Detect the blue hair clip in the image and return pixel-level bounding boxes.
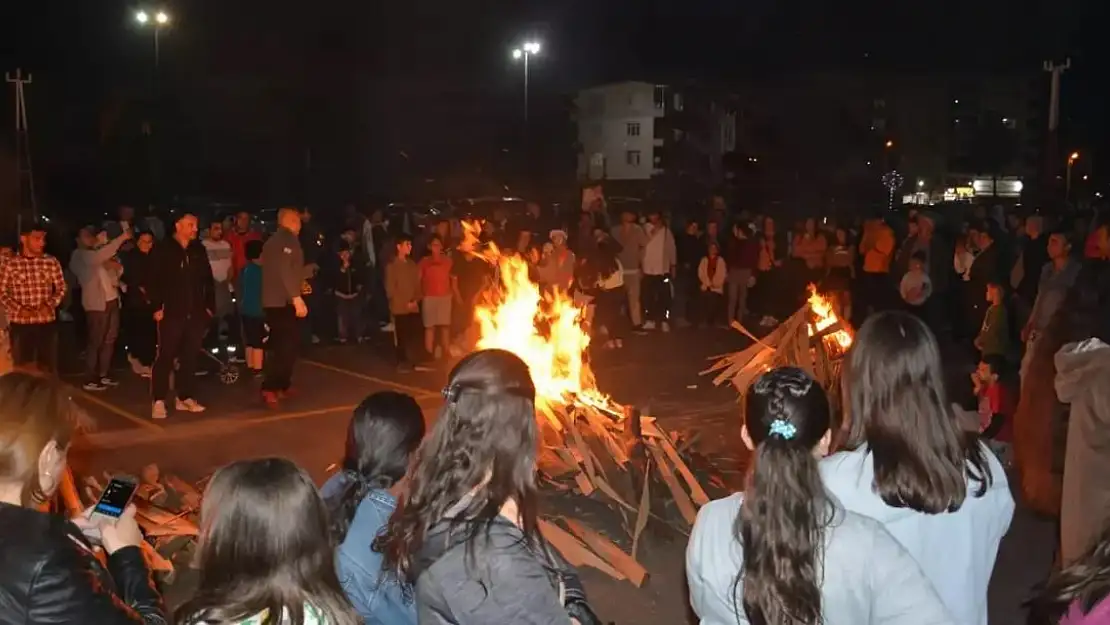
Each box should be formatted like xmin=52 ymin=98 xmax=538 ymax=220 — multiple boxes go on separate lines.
xmin=768 ymin=419 xmax=797 ymax=440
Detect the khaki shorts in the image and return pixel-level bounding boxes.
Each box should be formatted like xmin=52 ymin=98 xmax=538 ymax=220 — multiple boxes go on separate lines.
xmin=422 ymin=295 xmax=452 ymax=328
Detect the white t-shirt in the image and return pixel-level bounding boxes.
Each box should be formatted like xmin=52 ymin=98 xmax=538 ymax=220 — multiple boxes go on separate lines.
xmin=202 ymin=238 xmax=233 ymax=282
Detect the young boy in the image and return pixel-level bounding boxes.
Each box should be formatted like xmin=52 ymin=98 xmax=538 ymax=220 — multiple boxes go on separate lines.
xmin=972 ymin=354 xmax=1015 ymax=466
xmin=333 ymin=244 xmax=363 ymax=344
xmin=975 ymin=280 xmax=1014 ymax=360
xmin=898 ymin=250 xmax=932 ymax=319
xmin=385 ymin=235 xmax=429 ymax=372
xmin=238 ymin=239 xmax=266 ymax=377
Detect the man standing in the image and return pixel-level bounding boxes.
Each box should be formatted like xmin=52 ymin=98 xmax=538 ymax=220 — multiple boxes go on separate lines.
xmin=261 ymin=207 xmax=312 ymax=407
xmin=202 ymin=220 xmax=235 ymax=348
xmin=611 ymin=209 xmax=647 ymax=328
xmin=70 ymin=225 xmax=132 ymax=390
xmin=148 ymin=214 xmax=214 ymax=419
xmin=857 ymin=216 xmax=895 ymax=321
xmin=1020 ymin=231 xmax=1079 ymax=379
xmin=641 ymin=210 xmax=677 ymax=332
xmin=225 ymin=210 xmax=261 ymax=281
xmin=0 ymin=222 xmax=66 ymax=373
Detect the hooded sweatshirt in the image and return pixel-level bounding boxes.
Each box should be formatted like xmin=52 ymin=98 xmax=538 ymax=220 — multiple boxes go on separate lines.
xmin=1056 ymin=339 xmax=1110 ymax=566
xmin=820 ymin=443 xmax=1014 ymax=625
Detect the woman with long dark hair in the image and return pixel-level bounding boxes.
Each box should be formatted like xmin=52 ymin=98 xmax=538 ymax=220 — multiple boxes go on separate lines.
xmin=687 ymin=366 xmax=951 ymax=625
xmin=175 ymin=458 xmax=360 ymax=625
xmin=320 ymin=391 xmax=425 ymax=625
xmin=821 ymin=311 xmax=1013 ymax=625
xmin=1028 ymin=521 xmax=1110 ymax=625
xmin=375 ymin=348 xmax=596 ymax=625
xmin=586 ymin=238 xmax=627 ymax=349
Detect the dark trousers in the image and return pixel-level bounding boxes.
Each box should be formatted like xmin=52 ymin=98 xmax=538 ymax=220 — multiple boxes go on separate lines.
xmin=152 ymin=314 xmax=207 ymax=402
xmin=393 ymin=312 xmax=424 ymax=365
xmin=10 ymin=322 xmax=58 ymax=374
xmin=125 ymin=305 xmax=157 ymax=366
xmin=85 ymin=300 xmax=121 ymax=380
xmin=263 ymin=305 xmax=299 ymax=392
xmin=336 ymin=296 xmax=363 ymax=341
xmin=698 ymin=291 xmax=726 ymax=326
xmin=594 ymin=288 xmax=628 ymax=341
xmin=857 ymin=271 xmax=893 ymax=323
xmin=642 ymin=274 xmax=672 ymax=324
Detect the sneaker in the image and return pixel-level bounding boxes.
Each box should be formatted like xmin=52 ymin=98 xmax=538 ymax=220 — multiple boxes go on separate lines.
xmin=642 ymin=321 xmax=657 ymax=330
xmin=261 ymin=390 xmax=281 ymax=409
xmin=82 ymin=380 xmax=107 ymax=392
xmin=311 ymin=334 xmax=321 ymax=345
xmin=175 ymin=398 xmax=206 ymax=413
xmin=151 ymin=400 xmax=168 ymax=420
xmin=139 ymin=366 xmax=152 ymax=378
xmin=380 ymin=322 xmax=395 ymax=332
xmin=661 ymin=321 xmax=671 ymax=333
xmin=414 ymin=363 xmax=435 ymax=372
xmin=100 ymin=377 xmax=120 ymax=387
xmin=229 ymin=355 xmax=246 ymax=364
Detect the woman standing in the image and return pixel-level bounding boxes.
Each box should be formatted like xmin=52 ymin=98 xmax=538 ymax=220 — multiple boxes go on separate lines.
xmin=687 ymin=367 xmax=951 ymax=625
xmin=754 ymin=217 xmax=783 ymax=327
xmin=0 ymin=371 xmax=166 ymax=624
xmin=175 ymin=458 xmax=360 ymax=625
xmin=375 ymin=349 xmax=596 ymax=625
xmin=321 ymin=392 xmax=426 ymax=625
xmin=821 ymin=311 xmax=1014 ymax=625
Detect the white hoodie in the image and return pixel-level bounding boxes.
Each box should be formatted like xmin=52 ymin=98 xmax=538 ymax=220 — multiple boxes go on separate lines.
xmin=820 ymin=444 xmax=1013 ymax=625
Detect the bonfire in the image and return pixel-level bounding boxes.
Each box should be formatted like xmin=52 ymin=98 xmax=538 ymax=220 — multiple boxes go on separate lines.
xmin=704 ymin=285 xmax=853 ymax=430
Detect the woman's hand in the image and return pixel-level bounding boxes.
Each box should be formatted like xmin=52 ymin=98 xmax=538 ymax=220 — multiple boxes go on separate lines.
xmin=99 ymin=505 xmax=145 ymax=555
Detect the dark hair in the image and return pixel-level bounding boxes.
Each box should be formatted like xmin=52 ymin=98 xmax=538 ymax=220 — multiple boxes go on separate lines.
xmin=910 ymin=250 xmax=927 ymax=264
xmin=1027 ymin=522 xmax=1110 ymax=624
xmin=733 ymin=367 xmax=833 ymax=625
xmin=1047 ymin=259 xmax=1110 ymax=345
xmin=375 ymin=349 xmax=543 ymax=582
xmin=980 ymin=354 xmax=1010 ymax=379
xmin=176 ymin=458 xmax=360 ymax=625
xmin=844 ymin=311 xmax=992 ymax=513
xmin=327 ymin=392 xmax=425 ymax=545
xmin=245 ymin=239 xmax=263 ymax=261
xmin=394 ymin=233 xmax=413 ymax=247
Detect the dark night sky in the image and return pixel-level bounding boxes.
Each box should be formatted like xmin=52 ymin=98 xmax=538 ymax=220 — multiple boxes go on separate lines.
xmin=1 ymin=0 xmax=1105 ymax=205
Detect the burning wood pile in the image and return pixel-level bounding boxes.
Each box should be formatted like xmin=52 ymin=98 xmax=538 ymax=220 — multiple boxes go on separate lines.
xmin=703 ymin=286 xmax=854 ymax=428
xmin=460 ymin=223 xmax=724 ymax=586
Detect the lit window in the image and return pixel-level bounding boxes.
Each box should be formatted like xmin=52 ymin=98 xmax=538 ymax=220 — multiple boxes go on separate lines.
xmin=653 ymin=85 xmax=667 ymax=110
xmin=627 ymin=122 xmax=641 ymax=137
xmin=626 ymin=150 xmax=642 ymax=166
xmin=673 ymin=93 xmax=684 ymax=112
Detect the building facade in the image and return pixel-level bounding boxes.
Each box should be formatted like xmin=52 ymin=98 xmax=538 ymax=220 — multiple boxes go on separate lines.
xmin=575 ymin=81 xmax=736 ymax=195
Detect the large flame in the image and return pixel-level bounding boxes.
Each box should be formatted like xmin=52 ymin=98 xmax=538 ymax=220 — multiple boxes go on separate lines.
xmin=806 ymin=285 xmax=853 ymax=352
xmin=460 ymin=222 xmax=614 ymax=419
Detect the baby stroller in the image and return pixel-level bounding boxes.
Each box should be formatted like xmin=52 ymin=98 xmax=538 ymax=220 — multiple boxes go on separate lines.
xmin=200 ymin=346 xmax=241 ymax=385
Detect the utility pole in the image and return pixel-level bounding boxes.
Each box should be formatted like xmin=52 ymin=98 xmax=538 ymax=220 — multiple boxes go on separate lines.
xmin=1043 ymin=59 xmax=1070 ymax=205
xmin=6 ymin=69 xmax=37 ymax=223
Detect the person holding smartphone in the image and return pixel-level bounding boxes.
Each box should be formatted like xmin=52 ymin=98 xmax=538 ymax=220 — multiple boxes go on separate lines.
xmin=0 ymin=371 xmax=166 ymax=623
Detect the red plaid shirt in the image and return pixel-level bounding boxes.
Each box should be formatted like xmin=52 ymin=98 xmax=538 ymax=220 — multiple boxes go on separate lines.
xmin=0 ymin=253 xmax=67 ymax=324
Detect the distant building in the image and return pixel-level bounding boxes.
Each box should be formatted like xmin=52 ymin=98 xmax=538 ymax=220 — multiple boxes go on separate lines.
xmin=574 ymin=81 xmax=737 ymax=196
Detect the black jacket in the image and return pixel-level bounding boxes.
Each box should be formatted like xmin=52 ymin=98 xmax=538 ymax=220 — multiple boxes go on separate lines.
xmin=0 ymin=502 xmax=166 ymax=625
xmin=122 ymin=249 xmax=156 ymax=310
xmin=147 ymin=238 xmax=215 ymax=319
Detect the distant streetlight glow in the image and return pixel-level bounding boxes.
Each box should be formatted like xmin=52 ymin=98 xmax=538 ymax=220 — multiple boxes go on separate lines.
xmin=155 ymin=11 xmax=169 ymax=24
xmin=512 ymin=49 xmax=522 ymax=60
xmin=135 ymin=8 xmax=171 ymax=68
xmin=918 ymin=180 xmax=925 ymax=188
xmin=1070 ymin=151 xmax=1080 ymax=161
xmin=885 ymin=140 xmax=894 ymax=148
xmin=136 ymin=10 xmax=148 ymax=23
xmin=511 ymin=40 xmax=543 ymax=124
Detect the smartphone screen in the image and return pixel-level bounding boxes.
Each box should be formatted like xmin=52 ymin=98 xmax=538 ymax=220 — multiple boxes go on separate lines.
xmin=93 ymin=478 xmax=138 ymax=519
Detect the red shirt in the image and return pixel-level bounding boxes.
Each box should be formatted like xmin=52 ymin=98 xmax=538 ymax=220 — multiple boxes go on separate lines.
xmin=225 ymin=228 xmax=262 ymax=278
xmin=419 ymin=254 xmax=452 ymax=297
xmin=984 ymin=383 xmax=1015 ymax=442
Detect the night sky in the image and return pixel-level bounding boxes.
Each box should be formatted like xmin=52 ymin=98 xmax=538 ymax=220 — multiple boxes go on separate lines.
xmin=1 ymin=0 xmax=1104 ymax=210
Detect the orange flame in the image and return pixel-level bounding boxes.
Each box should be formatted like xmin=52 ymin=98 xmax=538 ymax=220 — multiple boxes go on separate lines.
xmin=460 ymin=221 xmax=614 ymax=418
xmin=806 ymin=284 xmax=853 ymax=351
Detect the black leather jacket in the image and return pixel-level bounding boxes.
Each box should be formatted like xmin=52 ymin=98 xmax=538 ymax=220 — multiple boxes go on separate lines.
xmin=0 ymin=502 xmax=167 ymax=625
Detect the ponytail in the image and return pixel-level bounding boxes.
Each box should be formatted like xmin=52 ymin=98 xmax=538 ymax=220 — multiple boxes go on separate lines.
xmin=733 ymin=439 xmax=829 ymax=625
xmin=326 ymin=469 xmax=381 ymax=545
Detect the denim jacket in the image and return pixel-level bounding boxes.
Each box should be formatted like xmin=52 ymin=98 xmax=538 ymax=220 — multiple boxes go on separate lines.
xmin=320 ymin=475 xmax=415 ymax=625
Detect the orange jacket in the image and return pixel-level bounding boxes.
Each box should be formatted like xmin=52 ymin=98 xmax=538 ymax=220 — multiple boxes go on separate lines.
xmin=860 ymin=224 xmax=895 ymax=273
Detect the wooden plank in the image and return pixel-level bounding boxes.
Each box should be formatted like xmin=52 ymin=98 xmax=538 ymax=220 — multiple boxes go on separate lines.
xmin=656 ymin=435 xmax=710 ymax=506
xmin=631 ymin=459 xmax=651 ymax=559
xmin=573 ymin=472 xmax=595 ymax=496
xmin=564 ymin=518 xmax=649 ymax=587
xmin=538 ymin=519 xmax=624 ymax=580
xmin=647 ymin=442 xmax=697 ymax=525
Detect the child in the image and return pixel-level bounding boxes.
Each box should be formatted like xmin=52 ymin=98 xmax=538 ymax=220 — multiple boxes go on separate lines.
xmin=899 ymin=250 xmax=932 ymax=319
xmin=418 ymin=235 xmax=453 ymax=360
xmin=697 ymin=242 xmax=727 ymax=327
xmin=333 ymin=244 xmax=363 ymax=344
xmin=972 ymin=354 xmax=1015 ymax=466
xmin=238 ymin=239 xmax=266 ymax=377
xmin=975 ymin=280 xmax=1014 ymax=360
xmin=385 ymin=235 xmax=428 ymax=372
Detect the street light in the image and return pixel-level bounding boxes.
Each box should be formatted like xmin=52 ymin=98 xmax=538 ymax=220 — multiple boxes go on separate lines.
xmin=1066 ymin=151 xmax=1080 ymax=202
xmin=136 ymin=9 xmax=170 ymax=68
xmin=885 ymin=140 xmax=894 ymax=148
xmin=511 ymin=40 xmax=541 ymax=123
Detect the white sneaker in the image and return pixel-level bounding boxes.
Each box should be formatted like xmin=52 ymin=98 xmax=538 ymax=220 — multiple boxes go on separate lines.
xmin=643 ymin=321 xmax=657 ymax=330
xmin=380 ymin=322 xmax=395 ymax=332
xmin=175 ymin=398 xmax=206 ymax=413
xmin=139 ymin=366 xmax=152 ymax=378
xmin=151 ymin=400 xmax=167 ymax=420
xmin=661 ymin=321 xmax=671 ymax=333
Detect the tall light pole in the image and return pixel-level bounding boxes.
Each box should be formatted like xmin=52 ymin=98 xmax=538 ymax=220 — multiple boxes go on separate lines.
xmin=511 ymin=41 xmax=541 ymax=124
xmin=1066 ymin=151 xmax=1080 ymax=203
xmin=136 ymin=10 xmax=170 ymax=68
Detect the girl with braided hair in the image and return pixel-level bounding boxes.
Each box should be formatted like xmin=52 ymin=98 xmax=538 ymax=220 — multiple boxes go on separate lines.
xmin=687 ymin=366 xmax=952 ymax=625
xmin=374 ymin=348 xmax=597 ymax=625
xmin=320 ymin=391 xmax=426 ymax=625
